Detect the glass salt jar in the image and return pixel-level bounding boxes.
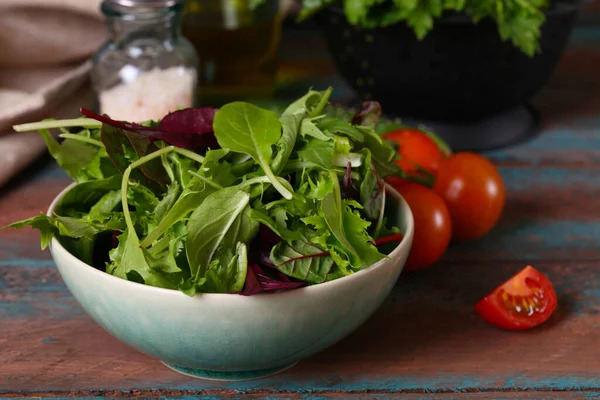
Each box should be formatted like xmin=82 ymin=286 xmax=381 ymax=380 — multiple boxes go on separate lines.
xmin=91 ymin=0 xmax=199 ymax=122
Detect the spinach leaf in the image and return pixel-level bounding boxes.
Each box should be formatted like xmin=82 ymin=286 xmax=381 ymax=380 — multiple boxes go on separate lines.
xmin=213 ymin=102 xmax=293 ymax=200
xmin=185 ymin=187 xmax=251 ymax=278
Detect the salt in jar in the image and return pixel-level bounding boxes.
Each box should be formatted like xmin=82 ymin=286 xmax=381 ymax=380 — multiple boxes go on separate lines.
xmin=91 ymin=0 xmax=199 ymax=122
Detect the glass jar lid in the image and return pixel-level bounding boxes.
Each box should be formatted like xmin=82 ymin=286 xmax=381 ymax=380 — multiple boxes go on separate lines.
xmin=105 ymin=0 xmax=184 ymax=7
xmin=102 ymin=0 xmax=185 ymax=14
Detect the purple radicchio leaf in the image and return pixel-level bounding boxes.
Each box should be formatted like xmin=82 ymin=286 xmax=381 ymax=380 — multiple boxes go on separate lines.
xmin=351 ymin=101 xmax=382 ymax=128
xmin=158 ymin=108 xmax=220 ymax=150
xmin=81 ymin=107 xmax=220 ymax=151
xmin=239 ymin=264 xmax=305 ymax=296
xmin=341 ymin=161 xmax=359 ymax=201
xmin=248 ymin=224 xmax=282 ymax=267
xmin=239 ymin=264 xmax=262 ymax=296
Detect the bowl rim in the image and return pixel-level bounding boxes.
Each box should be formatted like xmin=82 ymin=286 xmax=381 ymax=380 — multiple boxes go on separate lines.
xmin=48 ymin=181 xmax=414 ymax=299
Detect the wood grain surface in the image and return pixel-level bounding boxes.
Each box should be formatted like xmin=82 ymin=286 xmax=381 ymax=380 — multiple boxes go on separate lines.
xmin=3 ymin=16 xmax=600 ymax=400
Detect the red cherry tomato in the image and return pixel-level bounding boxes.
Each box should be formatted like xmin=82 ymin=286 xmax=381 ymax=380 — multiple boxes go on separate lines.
xmin=433 ymin=152 xmax=505 ymax=242
xmin=475 ymin=266 xmax=557 ymax=331
xmin=388 ymin=182 xmax=452 ymax=271
xmin=383 ymin=128 xmax=446 ymax=176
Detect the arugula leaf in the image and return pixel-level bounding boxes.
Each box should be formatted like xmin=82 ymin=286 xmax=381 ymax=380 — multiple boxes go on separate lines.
xmin=299 ymin=169 xmax=334 ymax=201
xmin=140 ymin=149 xmax=229 ymax=247
xmin=249 ymin=207 xmax=300 ymax=242
xmin=342 ymin=200 xmax=386 ymax=266
xmin=59 ymin=175 xmax=122 ymax=215
xmin=199 ymin=242 xmax=248 ymax=293
xmin=88 ymin=190 xmax=122 ymax=221
xmin=317 ymin=118 xmax=364 ymax=143
xmin=282 ymin=87 xmax=333 ymax=117
xmin=100 ymin=124 xmax=166 ymax=193
xmin=295 ymin=139 xmax=338 ymax=171
xmin=185 ymin=187 xmax=251 ymax=278
xmin=213 ymin=102 xmax=293 ymax=200
xmin=154 ymin=181 xmax=180 ymax=224
xmin=319 ymin=171 xmax=363 ymax=265
xmin=123 ymin=130 xmax=169 ymax=190
xmin=300 ymin=117 xmax=331 ymax=141
xmin=271 ymin=113 xmax=302 ymax=174
xmin=357 ymin=125 xmax=402 ymax=178
xmin=36 ymin=126 xmax=100 ymax=182
xmin=6 ymin=212 xmax=105 ymax=264
xmin=6 ymin=213 xmax=62 ymax=250
xmin=358 ymin=150 xmax=385 ymax=222
xmin=108 ymin=230 xmax=178 ymax=289
xmin=128 ymin=184 xmax=159 ymax=212
xmin=301 ymin=171 xmax=385 ymax=270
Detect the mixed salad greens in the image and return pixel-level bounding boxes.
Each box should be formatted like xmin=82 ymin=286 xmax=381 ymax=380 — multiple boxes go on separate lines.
xmin=6 ymin=89 xmax=409 ymax=296
xmin=256 ymin=0 xmax=550 ymax=57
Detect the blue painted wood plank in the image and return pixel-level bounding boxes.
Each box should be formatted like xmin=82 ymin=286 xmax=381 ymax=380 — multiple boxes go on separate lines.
xmin=1 ymin=261 xmax=599 ymax=394
xmin=485 ymin=116 xmax=600 ymax=165
xmin=2 ymin=394 xmax=599 ymax=399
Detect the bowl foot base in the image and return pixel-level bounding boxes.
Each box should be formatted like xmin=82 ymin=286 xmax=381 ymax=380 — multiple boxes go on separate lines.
xmin=398 ymin=104 xmax=540 ymax=152
xmin=161 ymin=361 xmax=299 ymax=381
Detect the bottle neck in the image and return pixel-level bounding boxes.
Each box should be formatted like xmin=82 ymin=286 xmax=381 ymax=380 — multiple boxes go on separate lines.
xmin=102 ymin=4 xmax=183 ymax=49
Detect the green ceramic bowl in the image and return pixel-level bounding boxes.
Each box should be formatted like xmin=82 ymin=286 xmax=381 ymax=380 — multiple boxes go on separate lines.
xmin=47 ymin=183 xmax=414 ymax=381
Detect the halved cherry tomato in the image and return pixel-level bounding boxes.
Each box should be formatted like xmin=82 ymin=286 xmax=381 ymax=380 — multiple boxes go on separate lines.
xmin=433 ymin=152 xmax=505 ymax=242
xmin=383 ymin=128 xmax=446 ymax=176
xmin=475 ymin=266 xmax=557 ymax=331
xmin=388 ymin=181 xmax=452 ymax=271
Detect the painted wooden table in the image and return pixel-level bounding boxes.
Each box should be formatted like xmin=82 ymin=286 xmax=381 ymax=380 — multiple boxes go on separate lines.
xmin=3 ymin=18 xmax=600 ymax=400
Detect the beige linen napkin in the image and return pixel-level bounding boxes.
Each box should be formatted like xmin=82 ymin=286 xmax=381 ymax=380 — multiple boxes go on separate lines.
xmin=0 ymin=0 xmax=104 ymax=189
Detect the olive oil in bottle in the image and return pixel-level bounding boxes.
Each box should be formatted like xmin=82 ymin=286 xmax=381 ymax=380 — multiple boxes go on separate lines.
xmin=182 ymin=0 xmax=281 ymax=106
